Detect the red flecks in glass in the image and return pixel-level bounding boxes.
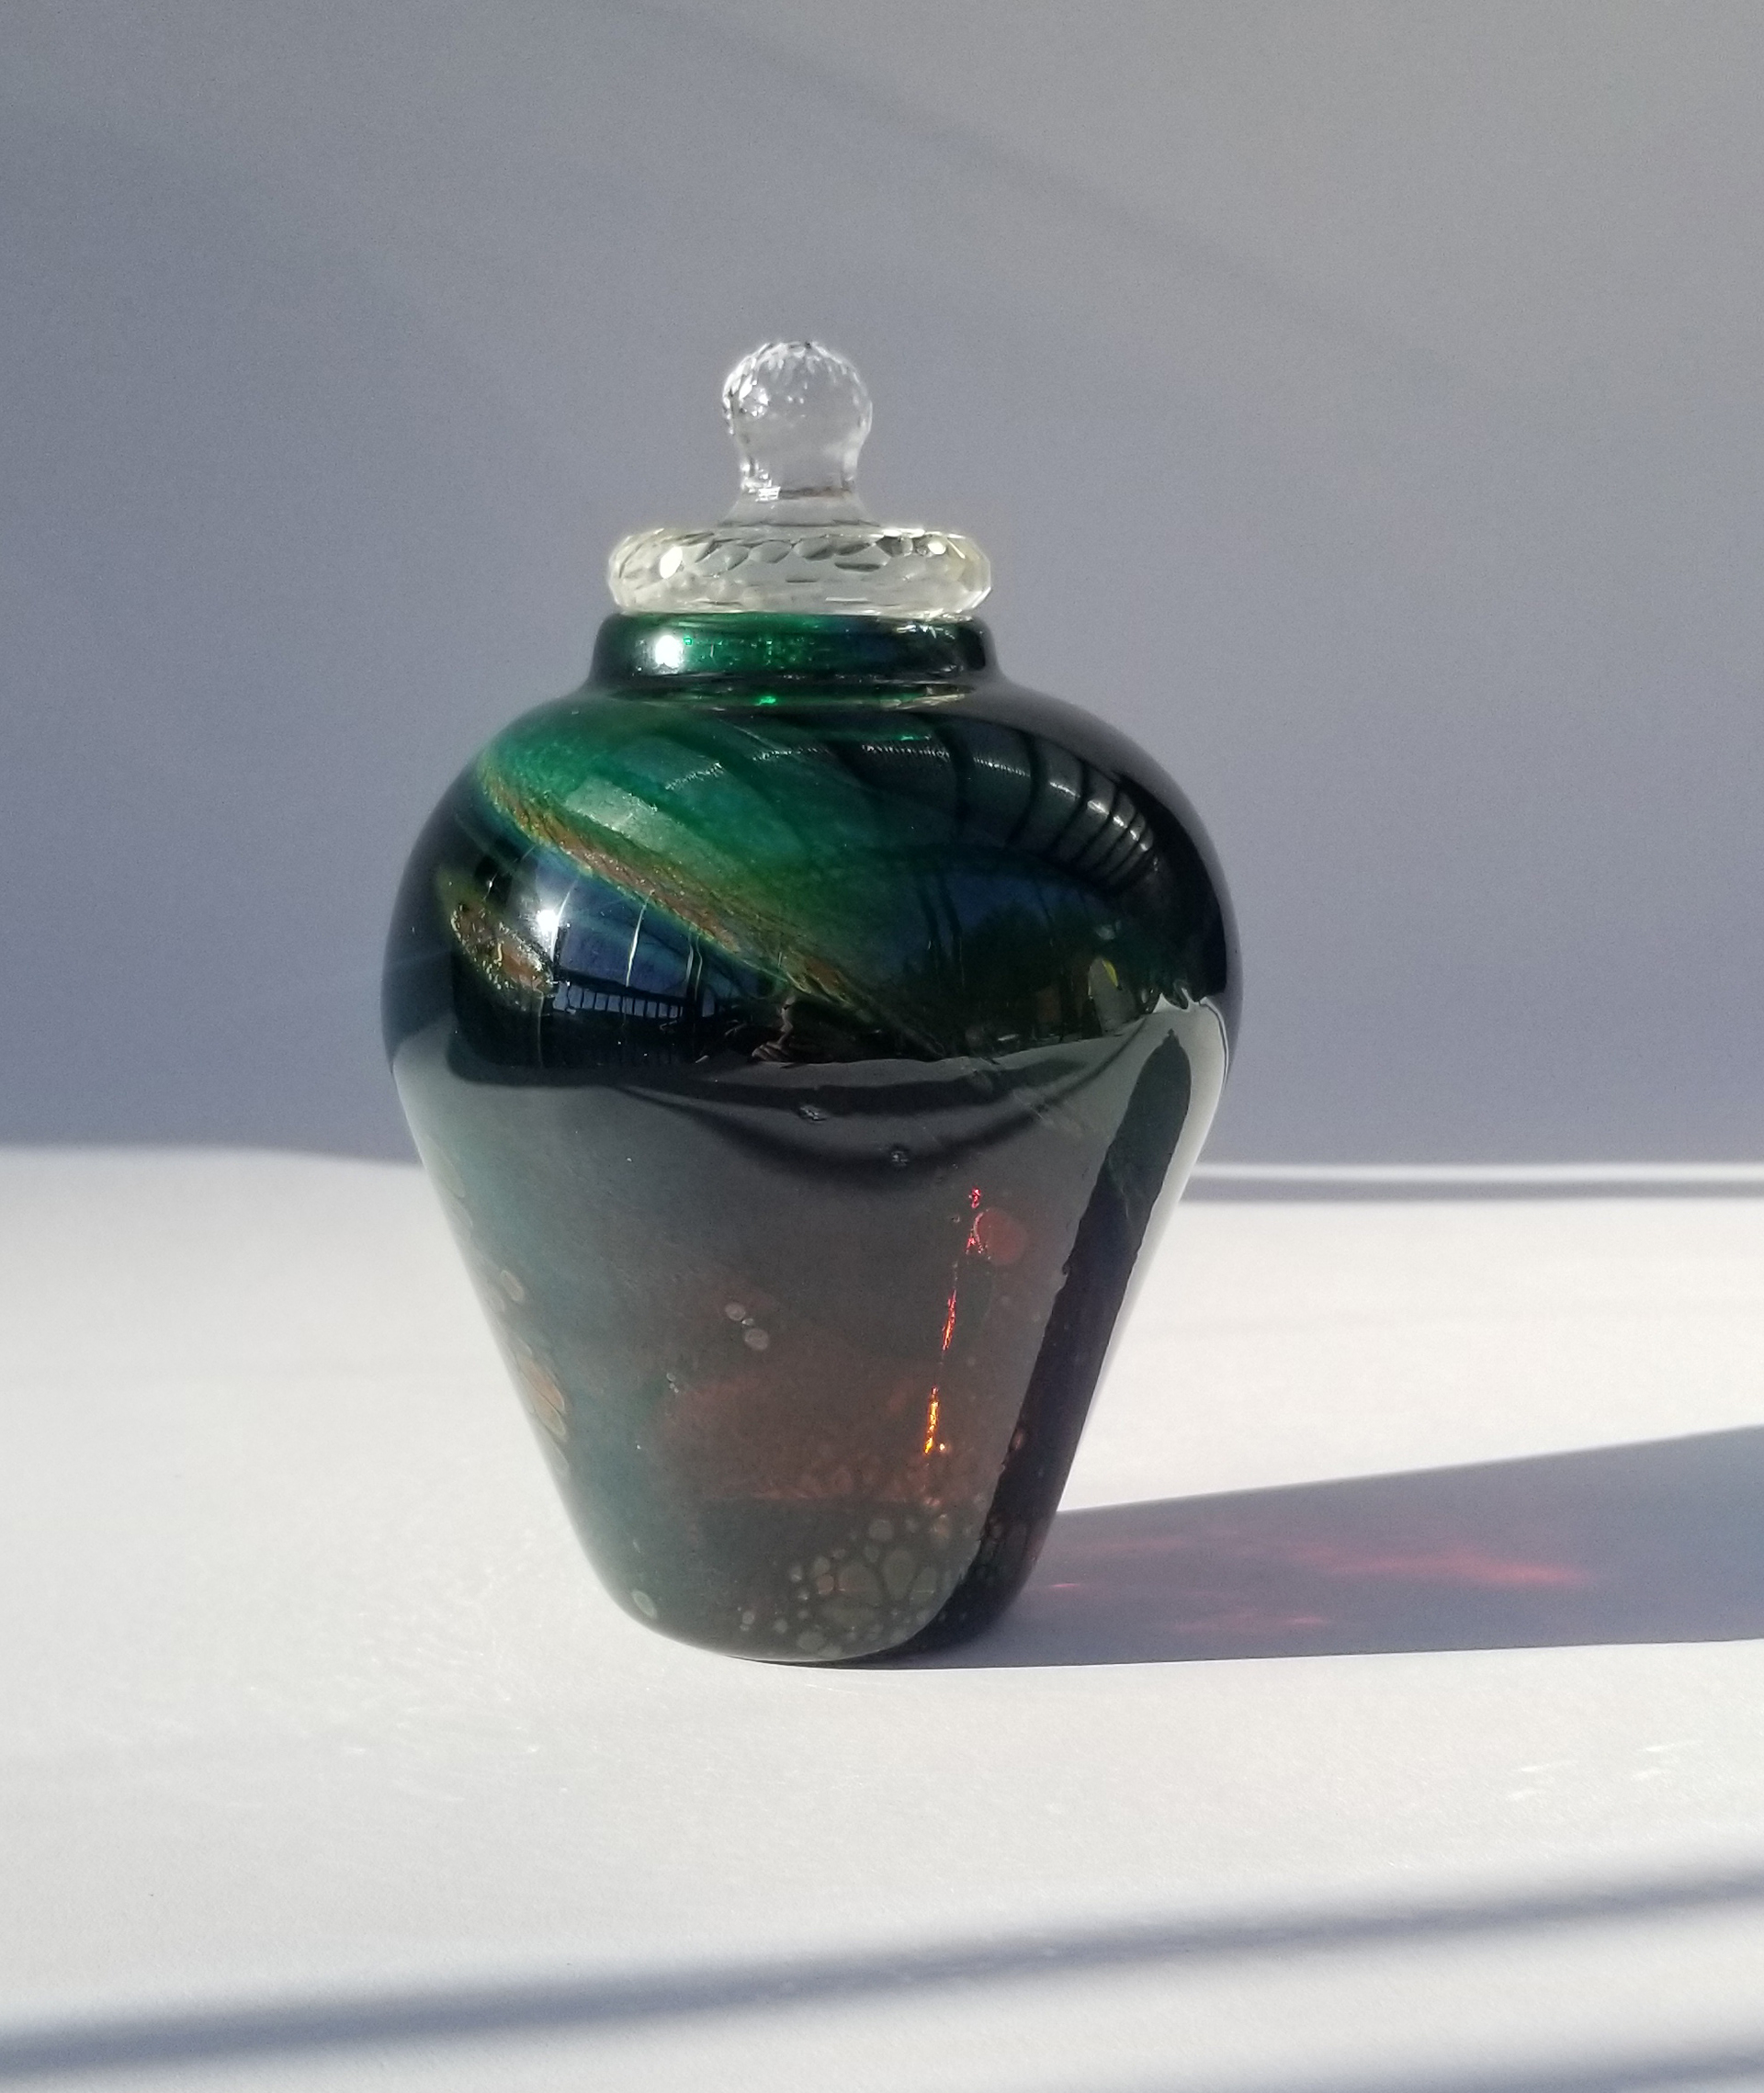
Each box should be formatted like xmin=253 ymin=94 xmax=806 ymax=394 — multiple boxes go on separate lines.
xmin=969 ymin=1206 xmax=1028 ymax=1267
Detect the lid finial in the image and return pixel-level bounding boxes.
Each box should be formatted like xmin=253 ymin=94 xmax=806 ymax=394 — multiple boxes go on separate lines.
xmin=722 ymin=341 xmax=871 ymax=522
xmin=607 ymin=342 xmax=989 ymax=617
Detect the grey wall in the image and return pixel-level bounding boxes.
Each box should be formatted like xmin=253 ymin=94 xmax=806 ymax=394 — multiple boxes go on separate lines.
xmin=5 ymin=1 xmax=1761 ymax=1163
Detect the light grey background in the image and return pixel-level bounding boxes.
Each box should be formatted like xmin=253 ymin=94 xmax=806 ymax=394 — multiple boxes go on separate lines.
xmin=5 ymin=1 xmax=1760 ymax=1163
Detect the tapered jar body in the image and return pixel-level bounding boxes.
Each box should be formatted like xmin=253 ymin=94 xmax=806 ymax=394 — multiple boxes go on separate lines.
xmin=384 ymin=615 xmax=1236 ymax=1661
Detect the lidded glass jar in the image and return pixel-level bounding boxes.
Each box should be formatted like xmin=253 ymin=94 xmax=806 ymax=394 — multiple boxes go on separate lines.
xmin=384 ymin=343 xmax=1237 ymax=1661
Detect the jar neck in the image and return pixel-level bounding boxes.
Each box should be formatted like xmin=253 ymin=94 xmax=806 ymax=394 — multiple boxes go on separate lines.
xmin=588 ymin=614 xmax=995 ymax=697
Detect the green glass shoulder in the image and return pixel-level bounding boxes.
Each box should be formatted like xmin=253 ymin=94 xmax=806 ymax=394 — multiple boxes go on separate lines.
xmin=383 ymin=614 xmax=1238 ymax=1065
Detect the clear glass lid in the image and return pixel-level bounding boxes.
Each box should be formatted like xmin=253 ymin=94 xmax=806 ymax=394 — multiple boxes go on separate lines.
xmin=607 ymin=341 xmax=990 ymax=618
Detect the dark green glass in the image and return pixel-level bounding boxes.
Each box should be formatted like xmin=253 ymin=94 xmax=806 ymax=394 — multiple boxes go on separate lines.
xmin=384 ymin=615 xmax=1236 ymax=1660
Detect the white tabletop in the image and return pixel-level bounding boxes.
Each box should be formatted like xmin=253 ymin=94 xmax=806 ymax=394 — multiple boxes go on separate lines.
xmin=5 ymin=1149 xmax=1764 ymax=2091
